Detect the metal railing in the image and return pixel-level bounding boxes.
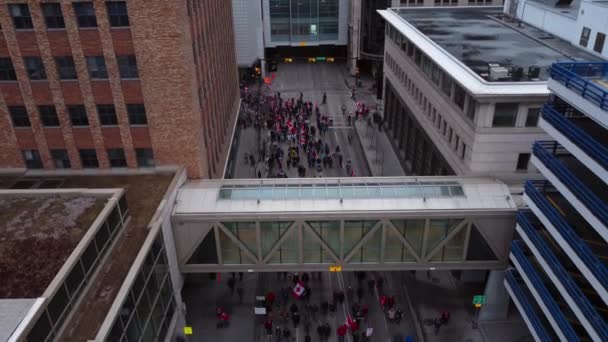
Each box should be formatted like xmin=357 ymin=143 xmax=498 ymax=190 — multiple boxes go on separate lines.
xmin=533 ymin=141 xmax=608 ymax=226
xmin=505 ymin=269 xmax=554 ymax=342
xmin=525 ymin=182 xmax=608 ymax=291
xmin=550 ymin=62 xmax=608 ymax=110
xmin=542 ymin=104 xmax=608 ymax=170
xmin=516 ymin=213 xmax=608 ymax=339
xmin=510 ymin=240 xmax=579 ymax=341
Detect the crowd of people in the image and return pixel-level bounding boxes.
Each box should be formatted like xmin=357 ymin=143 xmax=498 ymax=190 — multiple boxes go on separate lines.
xmin=239 ymin=86 xmax=372 ymax=179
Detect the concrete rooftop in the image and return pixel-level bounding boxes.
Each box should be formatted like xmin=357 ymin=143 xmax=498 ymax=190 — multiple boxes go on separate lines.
xmin=392 ymin=6 xmax=600 ymax=81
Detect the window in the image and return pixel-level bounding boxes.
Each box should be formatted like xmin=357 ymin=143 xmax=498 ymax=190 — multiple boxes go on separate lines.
xmin=107 ymin=148 xmax=127 ymax=167
xmin=594 ymin=33 xmax=606 ymax=54
xmin=466 ymin=97 xmax=477 ymax=121
xmin=55 ymin=56 xmax=77 ymax=80
xmin=106 ymin=1 xmax=129 ymax=27
xmin=38 ymin=105 xmax=60 ymax=127
xmin=454 ymin=135 xmax=460 ymax=151
xmin=461 ymin=143 xmax=466 ymax=159
xmin=9 ymin=4 xmax=33 ymax=30
xmin=136 ymin=148 xmax=154 ymax=167
xmin=23 ymin=57 xmax=47 ymax=80
xmin=86 ymin=56 xmax=107 ymax=79
xmin=0 ymin=58 xmax=17 ymax=81
xmin=516 ymin=153 xmax=530 ymax=171
xmin=9 ymin=106 xmax=30 ymax=127
xmin=79 ymin=149 xmax=99 ymax=168
xmin=22 ymin=150 xmax=43 ymax=169
xmin=97 ymin=104 xmax=117 ymax=125
xmin=580 ymin=27 xmax=591 ymax=47
xmin=51 ymin=149 xmax=71 ymax=168
xmin=68 ymin=105 xmax=89 ymax=126
xmin=127 ymin=104 xmax=147 ymax=125
xmin=117 ymin=55 xmax=138 ymax=79
xmin=73 ymin=2 xmax=97 ymax=28
xmin=42 ymin=3 xmax=65 ymax=29
xmin=492 ymin=103 xmax=518 ymax=127
xmin=525 ymin=108 xmax=540 ymax=127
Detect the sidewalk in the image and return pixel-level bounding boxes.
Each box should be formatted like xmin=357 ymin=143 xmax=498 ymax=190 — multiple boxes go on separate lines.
xmin=354 ymin=120 xmax=406 ymax=177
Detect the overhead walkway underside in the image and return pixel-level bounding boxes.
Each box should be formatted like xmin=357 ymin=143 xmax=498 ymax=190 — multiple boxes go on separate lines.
xmin=171 ymin=177 xmax=517 ymax=272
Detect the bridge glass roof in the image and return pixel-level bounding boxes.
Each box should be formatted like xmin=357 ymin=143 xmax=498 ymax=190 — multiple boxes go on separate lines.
xmin=218 ymin=181 xmax=465 ymax=201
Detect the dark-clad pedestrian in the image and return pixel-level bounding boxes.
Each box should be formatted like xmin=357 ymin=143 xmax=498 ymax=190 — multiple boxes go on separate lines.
xmin=236 ymin=287 xmax=243 ymax=303
xmin=227 ymin=277 xmax=235 ymax=294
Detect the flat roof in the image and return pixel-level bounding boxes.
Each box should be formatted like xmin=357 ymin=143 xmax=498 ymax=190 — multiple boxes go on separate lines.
xmin=0 ymin=192 xmax=108 ymax=299
xmin=392 ymin=7 xmax=599 ymax=81
xmin=174 ymin=177 xmax=517 ymax=218
xmin=0 ymin=299 xmax=39 ymax=342
xmin=0 ymin=171 xmax=176 ymax=341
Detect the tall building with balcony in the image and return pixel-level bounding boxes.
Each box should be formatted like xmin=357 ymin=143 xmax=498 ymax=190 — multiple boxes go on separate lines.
xmin=505 ymin=63 xmax=608 ymax=340
xmin=378 ymin=6 xmax=601 ymax=181
xmin=0 ymin=1 xmax=240 ymax=179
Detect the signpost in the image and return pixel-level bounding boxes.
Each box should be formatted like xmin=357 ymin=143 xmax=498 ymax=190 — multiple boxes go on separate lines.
xmin=472 ymin=295 xmax=486 ymax=329
xmin=183 ymin=326 xmax=193 ymax=335
xmin=329 ymin=265 xmax=342 ymax=272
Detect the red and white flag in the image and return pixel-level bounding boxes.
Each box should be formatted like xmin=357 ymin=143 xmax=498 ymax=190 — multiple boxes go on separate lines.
xmin=346 ymin=314 xmax=357 ymax=330
xmin=292 ymin=281 xmax=305 ymax=298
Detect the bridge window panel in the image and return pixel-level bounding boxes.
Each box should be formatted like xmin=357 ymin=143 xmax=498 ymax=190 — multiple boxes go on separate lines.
xmin=426 ymin=219 xmax=464 ymax=257
xmin=430 ymin=227 xmax=466 ymax=262
xmin=222 ymin=222 xmax=257 ymax=256
xmin=466 ymin=224 xmax=497 ymax=261
xmin=303 ymin=231 xmax=325 ymax=264
xmin=394 ymin=184 xmax=422 ymax=197
xmin=307 ymin=221 xmax=340 ymax=258
xmin=343 ymin=221 xmax=380 ymax=260
xmin=219 ymin=229 xmax=253 ymax=264
xmin=186 ymin=232 xmax=218 ymax=264
xmin=260 ymin=222 xmax=293 ymax=257
xmin=385 ymin=229 xmax=417 ymax=262
xmin=268 ymin=229 xmax=298 ymax=264
xmin=349 ymin=229 xmax=382 ymax=263
xmin=300 ymin=184 xmax=314 ymax=199
xmin=391 ymin=219 xmax=425 ymax=255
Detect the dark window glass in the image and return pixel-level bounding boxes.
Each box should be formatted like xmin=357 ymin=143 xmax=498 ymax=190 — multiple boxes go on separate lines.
xmin=525 ymin=108 xmax=540 ymax=127
xmin=42 ymin=3 xmax=65 ymax=29
xmin=86 ymin=56 xmax=107 ymax=79
xmin=136 ymin=148 xmax=154 ymax=167
xmin=68 ymin=105 xmax=89 ymax=126
xmin=9 ymin=4 xmax=33 ymax=30
xmin=594 ymin=32 xmax=606 ymax=54
xmin=9 ymin=106 xmax=31 ymax=127
xmin=73 ymin=2 xmax=97 ymax=28
xmin=38 ymin=105 xmax=60 ymax=126
xmin=79 ymin=149 xmax=99 ymax=168
xmin=23 ymin=57 xmax=47 ymax=80
xmin=26 ymin=312 xmax=52 ymax=342
xmin=22 ymin=149 xmax=43 ymax=168
xmin=117 ymin=55 xmax=138 ymax=79
xmin=51 ymin=149 xmax=71 ymax=168
xmin=55 ymin=56 xmax=77 ymax=79
xmin=107 ymin=148 xmax=127 ymax=167
xmin=580 ymin=27 xmax=591 ymax=47
xmin=106 ymin=1 xmax=129 ymax=27
xmin=516 ymin=153 xmax=530 ymax=171
xmin=47 ymin=284 xmax=69 ymax=326
xmin=127 ymin=104 xmax=147 ymax=125
xmin=492 ymin=103 xmax=518 ymax=127
xmin=0 ymin=57 xmax=17 ymax=80
xmin=97 ymin=104 xmax=117 ymax=125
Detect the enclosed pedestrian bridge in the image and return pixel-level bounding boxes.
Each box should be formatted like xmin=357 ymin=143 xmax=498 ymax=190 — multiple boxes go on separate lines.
xmin=172 ymin=177 xmax=517 ymax=272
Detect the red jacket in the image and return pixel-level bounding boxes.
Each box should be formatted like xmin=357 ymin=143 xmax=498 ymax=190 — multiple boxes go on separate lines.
xmin=337 ymin=325 xmax=348 ymax=336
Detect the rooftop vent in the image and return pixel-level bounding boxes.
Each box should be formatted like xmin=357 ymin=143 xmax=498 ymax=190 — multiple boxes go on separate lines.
xmin=555 ymin=0 xmax=573 ymax=7
xmin=488 ymin=63 xmax=510 ymax=81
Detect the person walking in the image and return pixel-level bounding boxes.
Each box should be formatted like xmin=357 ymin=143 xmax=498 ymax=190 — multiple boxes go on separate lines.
xmin=337 ymin=324 xmax=348 ymax=342
xmin=236 ymin=287 xmax=243 ymax=303
xmin=227 ymin=277 xmax=235 ymax=295
xmin=322 ymin=92 xmax=327 ymax=104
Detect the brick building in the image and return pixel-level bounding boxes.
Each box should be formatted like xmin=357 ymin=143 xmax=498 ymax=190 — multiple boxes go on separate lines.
xmin=0 ymin=0 xmax=240 ymax=179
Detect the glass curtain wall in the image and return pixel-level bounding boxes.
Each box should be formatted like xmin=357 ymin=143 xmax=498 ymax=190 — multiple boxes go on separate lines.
xmin=269 ymin=0 xmax=339 ymax=43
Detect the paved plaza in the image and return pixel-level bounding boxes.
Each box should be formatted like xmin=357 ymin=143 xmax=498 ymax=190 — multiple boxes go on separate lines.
xmin=229 ymin=62 xmax=402 ymax=179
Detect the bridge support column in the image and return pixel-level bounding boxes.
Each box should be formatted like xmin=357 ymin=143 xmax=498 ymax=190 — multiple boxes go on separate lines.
xmin=479 ymin=270 xmax=510 ymax=321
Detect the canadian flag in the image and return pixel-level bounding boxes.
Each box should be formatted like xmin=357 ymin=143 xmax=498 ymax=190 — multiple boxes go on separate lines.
xmin=292 ymin=281 xmax=305 ymax=298
xmin=346 ymin=314 xmax=358 ymax=331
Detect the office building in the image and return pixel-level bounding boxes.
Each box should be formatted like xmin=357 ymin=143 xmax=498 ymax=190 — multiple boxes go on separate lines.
xmin=505 ymin=62 xmax=608 ymax=340
xmin=231 ymin=0 xmax=264 ymax=78
xmin=0 ymin=1 xmax=239 ymax=179
xmin=378 ymin=6 xmax=600 ymax=181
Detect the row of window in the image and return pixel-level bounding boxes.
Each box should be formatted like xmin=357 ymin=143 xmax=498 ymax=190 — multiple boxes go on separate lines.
xmin=385 ymin=32 xmax=541 ymax=129
xmin=579 ymin=27 xmax=606 ymax=54
xmin=9 ymin=103 xmax=147 ymax=128
xmin=0 ymin=55 xmax=138 ymax=81
xmin=386 ymin=53 xmax=468 ymax=160
xmin=8 ymin=2 xmax=128 ymax=30
xmin=399 ymin=0 xmax=493 ymax=7
xmin=23 ymin=148 xmax=154 ymax=169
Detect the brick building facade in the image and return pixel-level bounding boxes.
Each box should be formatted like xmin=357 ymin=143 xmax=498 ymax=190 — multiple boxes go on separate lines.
xmin=0 ymin=0 xmax=239 ymax=178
